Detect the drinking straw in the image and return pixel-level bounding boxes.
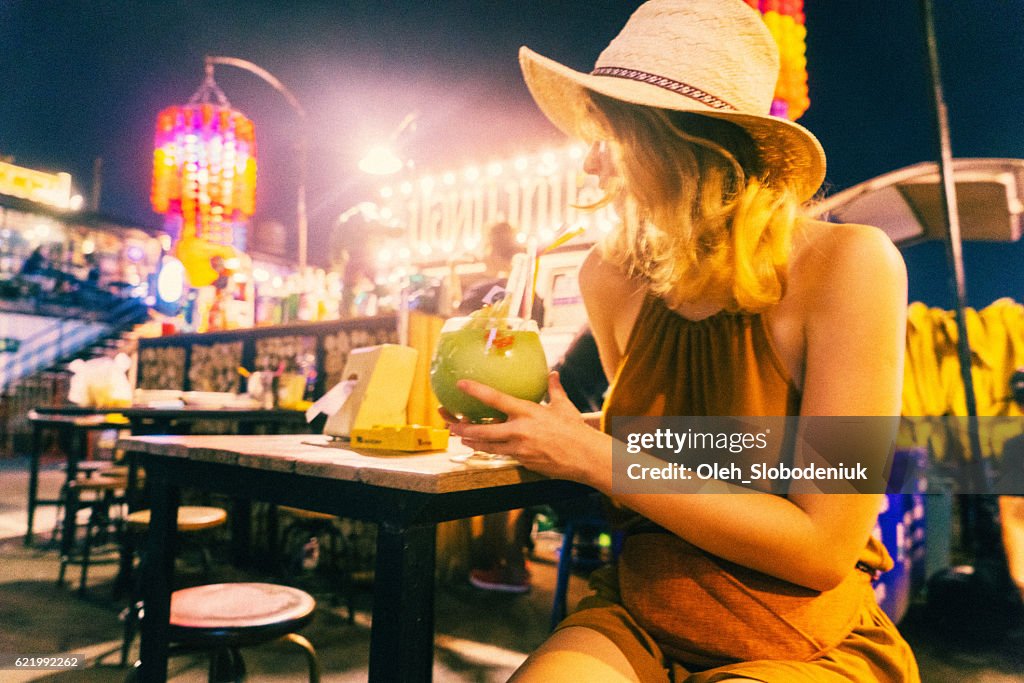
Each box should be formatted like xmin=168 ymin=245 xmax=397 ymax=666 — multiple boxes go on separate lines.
xmin=499 ymin=252 xmax=530 ymax=320
xmin=531 ymin=224 xmax=587 ymax=301
xmin=487 ymin=224 xmax=586 ymax=321
xmin=518 ymin=237 xmax=540 ymax=320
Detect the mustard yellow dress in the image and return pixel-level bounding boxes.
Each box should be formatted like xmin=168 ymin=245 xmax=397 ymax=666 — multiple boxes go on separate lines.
xmin=556 ymin=294 xmax=921 ymax=682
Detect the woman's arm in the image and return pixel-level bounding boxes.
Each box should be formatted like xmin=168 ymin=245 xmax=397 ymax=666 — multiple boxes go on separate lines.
xmin=613 ymin=224 xmax=906 ymax=589
xmin=452 ymin=224 xmax=906 ymax=591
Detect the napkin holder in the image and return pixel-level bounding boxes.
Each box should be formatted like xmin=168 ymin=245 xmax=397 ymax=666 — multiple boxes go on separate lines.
xmin=321 ymin=344 xmax=418 ymax=439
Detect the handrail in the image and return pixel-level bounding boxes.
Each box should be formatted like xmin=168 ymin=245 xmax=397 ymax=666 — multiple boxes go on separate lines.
xmin=0 ymin=297 xmax=148 ymax=392
xmin=1 ymin=320 xmax=91 ymax=390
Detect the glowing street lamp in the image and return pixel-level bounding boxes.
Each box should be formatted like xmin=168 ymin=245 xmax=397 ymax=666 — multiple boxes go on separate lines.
xmin=357 ymin=111 xmax=419 ymax=176
xmin=204 ymin=56 xmax=309 ymax=271
xmin=358 ymin=145 xmax=404 ymax=176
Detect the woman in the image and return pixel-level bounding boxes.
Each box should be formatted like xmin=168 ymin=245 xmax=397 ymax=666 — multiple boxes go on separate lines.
xmin=444 ymin=1 xmax=919 ymax=681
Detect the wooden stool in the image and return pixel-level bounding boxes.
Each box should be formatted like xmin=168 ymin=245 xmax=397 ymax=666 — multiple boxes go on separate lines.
xmin=125 ymin=506 xmax=228 ymax=576
xmin=120 ymin=506 xmax=230 ymax=667
xmin=128 ymin=582 xmax=320 ymax=682
xmin=278 ymin=506 xmax=355 ymax=623
xmin=125 ymin=506 xmax=228 ymax=533
xmin=58 ymin=473 xmax=128 ymax=596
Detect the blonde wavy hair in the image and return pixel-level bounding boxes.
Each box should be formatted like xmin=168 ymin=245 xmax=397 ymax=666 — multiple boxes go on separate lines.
xmin=585 ymin=93 xmax=803 ymax=312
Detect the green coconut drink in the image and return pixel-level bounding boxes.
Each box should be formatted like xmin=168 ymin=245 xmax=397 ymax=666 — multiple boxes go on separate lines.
xmin=430 ymin=314 xmax=548 ymax=423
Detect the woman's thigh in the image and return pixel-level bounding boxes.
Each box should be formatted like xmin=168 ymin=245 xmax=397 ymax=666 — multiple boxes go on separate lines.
xmin=510 ymin=626 xmax=646 ymax=682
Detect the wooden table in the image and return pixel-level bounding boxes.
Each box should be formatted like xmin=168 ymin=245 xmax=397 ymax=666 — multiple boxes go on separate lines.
xmin=29 ymin=405 xmax=316 ymax=572
xmin=118 ymin=433 xmax=591 ymax=683
xmin=31 ymin=404 xmax=314 ymax=436
xmin=25 ymin=410 xmax=133 ymax=547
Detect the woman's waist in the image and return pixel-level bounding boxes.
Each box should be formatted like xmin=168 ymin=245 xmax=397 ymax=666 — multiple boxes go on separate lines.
xmin=617 ymin=522 xmax=889 ymax=576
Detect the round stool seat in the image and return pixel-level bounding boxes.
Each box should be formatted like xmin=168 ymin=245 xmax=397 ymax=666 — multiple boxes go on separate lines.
xmin=169 ymin=582 xmax=316 ymax=647
xmin=101 ymin=465 xmax=135 ymax=478
xmin=73 ymin=474 xmax=128 ymax=491
xmin=279 ymin=506 xmax=337 ymax=522
xmin=126 ymin=506 xmax=227 ymax=532
xmin=73 ymin=460 xmax=116 ymax=475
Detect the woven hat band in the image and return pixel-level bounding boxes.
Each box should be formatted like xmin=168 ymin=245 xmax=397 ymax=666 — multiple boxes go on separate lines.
xmin=591 ymin=66 xmax=737 ymax=112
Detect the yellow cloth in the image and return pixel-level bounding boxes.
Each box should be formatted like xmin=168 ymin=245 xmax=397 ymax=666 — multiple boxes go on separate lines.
xmin=405 ymin=311 xmax=446 ymax=428
xmin=560 ymin=293 xmax=919 ymax=682
xmin=901 ymin=299 xmax=1024 ymax=461
xmin=404 ymin=311 xmax=472 ymax=582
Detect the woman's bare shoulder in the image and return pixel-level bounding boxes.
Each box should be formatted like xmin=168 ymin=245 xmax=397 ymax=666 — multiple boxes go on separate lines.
xmin=579 ymin=248 xmax=647 ymax=316
xmin=579 ymin=246 xmax=632 ymax=294
xmin=789 ymin=218 xmax=906 ymax=303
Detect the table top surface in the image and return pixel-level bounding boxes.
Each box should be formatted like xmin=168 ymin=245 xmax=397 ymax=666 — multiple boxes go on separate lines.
xmin=32 ymin=405 xmax=309 ymax=420
xmin=117 ymin=433 xmax=546 ymax=494
xmin=27 ymin=409 xmax=132 ymax=428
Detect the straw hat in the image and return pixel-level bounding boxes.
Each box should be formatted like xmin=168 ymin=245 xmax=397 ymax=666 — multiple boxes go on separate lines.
xmin=519 ymin=0 xmax=826 ymax=201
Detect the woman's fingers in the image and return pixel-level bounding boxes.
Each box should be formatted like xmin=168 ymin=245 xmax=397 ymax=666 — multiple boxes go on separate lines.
xmin=454 ymin=419 xmax=515 ymax=443
xmin=455 ymin=379 xmax=536 ymax=415
xmin=546 ymin=371 xmax=571 ymax=407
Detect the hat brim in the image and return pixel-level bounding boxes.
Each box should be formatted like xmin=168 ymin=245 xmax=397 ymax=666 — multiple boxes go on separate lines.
xmin=520 ymin=46 xmax=826 ymax=203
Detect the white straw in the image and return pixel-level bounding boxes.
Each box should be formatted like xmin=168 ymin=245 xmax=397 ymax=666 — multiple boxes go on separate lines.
xmin=502 ymin=252 xmax=530 ymax=320
xmin=519 ymin=237 xmax=539 ymax=320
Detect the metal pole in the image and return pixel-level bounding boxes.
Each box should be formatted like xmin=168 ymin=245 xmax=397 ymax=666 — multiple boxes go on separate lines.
xmin=205 ymin=56 xmax=309 ymax=271
xmin=90 ymin=157 xmax=103 ymax=212
xmin=918 ymin=0 xmax=995 ymax=550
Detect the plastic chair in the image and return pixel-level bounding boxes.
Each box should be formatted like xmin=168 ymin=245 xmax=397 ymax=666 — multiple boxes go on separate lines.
xmin=550 ymin=515 xmax=620 ymax=631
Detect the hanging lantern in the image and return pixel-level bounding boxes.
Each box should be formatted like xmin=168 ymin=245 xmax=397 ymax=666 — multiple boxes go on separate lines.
xmin=745 ymin=0 xmax=810 ymax=120
xmin=151 ymin=71 xmax=256 ymax=285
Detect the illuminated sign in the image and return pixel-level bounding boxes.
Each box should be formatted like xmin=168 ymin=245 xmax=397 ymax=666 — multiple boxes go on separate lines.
xmin=373 ymin=144 xmax=617 ymax=261
xmin=0 ymin=161 xmax=73 ymax=208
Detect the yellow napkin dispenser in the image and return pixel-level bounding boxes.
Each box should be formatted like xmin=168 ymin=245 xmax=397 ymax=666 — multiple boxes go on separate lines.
xmin=323 ymin=344 xmax=418 ymax=438
xmin=350 ymin=425 xmax=450 ymax=452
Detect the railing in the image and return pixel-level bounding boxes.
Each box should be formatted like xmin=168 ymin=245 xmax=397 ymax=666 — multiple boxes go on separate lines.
xmin=0 ymin=297 xmax=147 ymax=392
xmin=0 ymin=318 xmax=99 ymax=391
xmin=0 ymin=297 xmax=150 ymax=455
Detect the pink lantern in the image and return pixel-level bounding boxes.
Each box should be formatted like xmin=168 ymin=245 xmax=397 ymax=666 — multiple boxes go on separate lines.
xmin=151 ymin=78 xmax=256 ymax=248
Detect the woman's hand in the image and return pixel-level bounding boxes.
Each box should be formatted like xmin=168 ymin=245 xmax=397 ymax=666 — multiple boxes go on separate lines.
xmin=443 ymin=371 xmax=609 ymax=484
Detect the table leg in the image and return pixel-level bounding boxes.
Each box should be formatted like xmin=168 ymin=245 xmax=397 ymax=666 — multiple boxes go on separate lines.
xmin=369 ymin=523 xmax=437 ymax=683
xmin=24 ymin=423 xmax=42 ymax=546
xmin=138 ymin=472 xmax=179 ymax=683
xmin=67 ymin=426 xmax=86 ymax=480
xmin=113 ymin=452 xmax=143 ymax=597
xmin=230 ymin=497 xmax=252 ymax=566
xmin=56 ymin=479 xmax=79 ymax=587
xmin=55 ymin=427 xmax=87 ymax=579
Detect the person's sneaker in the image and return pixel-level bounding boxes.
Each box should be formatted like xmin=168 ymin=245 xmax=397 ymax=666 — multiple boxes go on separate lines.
xmin=469 ymin=565 xmax=531 ymax=593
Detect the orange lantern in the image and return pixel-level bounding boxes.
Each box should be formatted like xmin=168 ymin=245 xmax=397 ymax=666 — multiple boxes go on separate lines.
xmin=744 ymin=0 xmax=810 ymax=120
xmin=152 ymin=74 xmax=256 ymax=286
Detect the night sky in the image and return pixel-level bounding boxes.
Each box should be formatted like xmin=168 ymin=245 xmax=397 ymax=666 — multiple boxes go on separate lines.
xmin=2 ymin=1 xmax=1022 ymax=307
